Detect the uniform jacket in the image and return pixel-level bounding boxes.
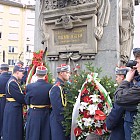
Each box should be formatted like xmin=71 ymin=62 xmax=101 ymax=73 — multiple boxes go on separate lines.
xmin=49 ymin=78 xmax=69 ymax=140
xmin=3 ymin=76 xmax=25 ymax=140
xmin=106 ymin=103 xmax=125 ymax=140
xmin=115 ymin=76 xmax=140 ymax=140
xmin=0 ymin=72 xmax=11 ymax=138
xmin=25 ymin=79 xmax=52 ymax=140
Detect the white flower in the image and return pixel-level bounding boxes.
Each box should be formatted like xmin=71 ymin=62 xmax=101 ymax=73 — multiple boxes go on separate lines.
xmin=82 ymin=118 xmax=94 ymax=127
xmin=90 ymin=94 xmax=102 ymax=103
xmin=94 ymin=120 xmax=102 ymax=127
xmin=79 ymin=102 xmax=88 ymax=112
xmin=87 ymin=104 xmax=98 ymax=115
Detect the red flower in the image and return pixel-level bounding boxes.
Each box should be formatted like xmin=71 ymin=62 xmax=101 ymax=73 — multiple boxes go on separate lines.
xmin=98 ymin=103 xmax=103 ymax=109
xmin=94 ymin=110 xmax=106 ymax=121
xmin=82 ymin=96 xmax=92 ymax=104
xmin=83 ymin=110 xmax=90 ymax=118
xmin=74 ymin=127 xmax=82 ymax=137
xmin=99 ymin=94 xmax=105 ymax=101
xmin=95 ymin=128 xmax=103 ymax=136
xmin=81 ymin=88 xmax=89 ymax=96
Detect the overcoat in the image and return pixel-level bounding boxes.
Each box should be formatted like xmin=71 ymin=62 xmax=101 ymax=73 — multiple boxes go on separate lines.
xmin=0 ymin=72 xmax=10 ymax=139
xmin=25 ymin=79 xmax=52 ymax=140
xmin=3 ymin=76 xmax=25 ymax=140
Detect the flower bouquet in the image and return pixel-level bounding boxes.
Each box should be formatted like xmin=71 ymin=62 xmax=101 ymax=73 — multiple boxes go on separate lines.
xmin=72 ymin=73 xmax=112 ymax=140
xmin=26 ymin=50 xmax=49 ymax=85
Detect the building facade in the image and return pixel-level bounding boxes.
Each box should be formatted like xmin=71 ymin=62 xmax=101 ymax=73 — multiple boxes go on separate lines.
xmin=0 ymin=0 xmax=35 ymax=72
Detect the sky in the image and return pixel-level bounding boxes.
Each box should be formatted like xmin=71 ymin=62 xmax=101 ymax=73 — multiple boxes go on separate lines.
xmin=133 ymin=5 xmax=140 ymax=48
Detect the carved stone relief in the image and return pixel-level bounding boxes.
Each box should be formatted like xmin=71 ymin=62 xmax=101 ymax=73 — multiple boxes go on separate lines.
xmin=94 ymin=0 xmax=110 ymax=40
xmin=44 ymin=0 xmax=96 ymax=10
xmin=119 ymin=0 xmax=134 ymax=63
xmin=42 ymin=0 xmax=110 ymax=61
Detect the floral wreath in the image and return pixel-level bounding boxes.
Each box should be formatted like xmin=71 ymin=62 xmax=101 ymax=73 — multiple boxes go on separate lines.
xmin=72 ymin=73 xmax=112 ymax=140
xmin=26 ymin=50 xmax=48 ymax=85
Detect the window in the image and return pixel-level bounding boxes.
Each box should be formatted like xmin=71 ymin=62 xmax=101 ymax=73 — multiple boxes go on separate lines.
xmin=0 ymin=32 xmax=1 ymax=38
xmin=8 ymin=59 xmax=15 ymax=66
xmin=8 ymin=46 xmax=17 ymax=53
xmin=9 ymin=20 xmax=19 ymax=28
xmin=26 ymin=45 xmax=29 ymax=52
xmin=0 ymin=18 xmax=3 ymax=26
xmin=0 ymin=5 xmax=4 ymax=13
xmin=8 ymin=33 xmax=18 ymax=40
xmin=9 ymin=7 xmax=20 ymax=15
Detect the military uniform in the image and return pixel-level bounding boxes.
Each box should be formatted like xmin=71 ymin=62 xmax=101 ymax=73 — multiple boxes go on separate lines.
xmin=25 ymin=66 xmax=52 ymax=140
xmin=3 ymin=66 xmax=25 ymax=140
xmin=50 ymin=78 xmax=69 ymax=140
xmin=0 ymin=64 xmax=11 ymax=139
xmin=106 ymin=67 xmax=128 ymax=140
xmin=106 ymin=103 xmax=125 ymax=140
xmin=50 ymin=64 xmax=70 ymax=140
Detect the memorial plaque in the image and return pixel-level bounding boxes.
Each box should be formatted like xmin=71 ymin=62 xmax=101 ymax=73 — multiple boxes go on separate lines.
xmin=53 ymin=26 xmax=87 ymax=45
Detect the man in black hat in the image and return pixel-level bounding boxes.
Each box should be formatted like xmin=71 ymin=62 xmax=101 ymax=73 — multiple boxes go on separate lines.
xmin=25 ymin=66 xmax=52 ymax=140
xmin=115 ymin=48 xmax=140 ymax=140
xmin=0 ymin=64 xmax=11 ymax=140
xmin=3 ymin=65 xmax=26 ymax=140
xmin=50 ymin=64 xmax=71 ymax=140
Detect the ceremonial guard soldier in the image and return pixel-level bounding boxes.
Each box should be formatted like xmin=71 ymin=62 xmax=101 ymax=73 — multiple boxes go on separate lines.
xmin=25 ymin=66 xmax=52 ymax=140
xmin=3 ymin=65 xmax=25 ymax=140
xmin=0 ymin=64 xmax=11 ymax=140
xmin=50 ymin=64 xmax=71 ymax=140
xmin=106 ymin=67 xmax=128 ymax=140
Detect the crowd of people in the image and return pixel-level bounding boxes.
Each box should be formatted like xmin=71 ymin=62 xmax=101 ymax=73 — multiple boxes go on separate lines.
xmin=0 ymin=62 xmax=70 ymax=140
xmin=0 ymin=48 xmax=140 ymax=140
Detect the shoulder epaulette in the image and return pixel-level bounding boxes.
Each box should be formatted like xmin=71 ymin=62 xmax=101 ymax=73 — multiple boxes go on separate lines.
xmin=8 ymin=79 xmax=23 ymax=95
xmin=49 ymin=83 xmax=67 ymax=107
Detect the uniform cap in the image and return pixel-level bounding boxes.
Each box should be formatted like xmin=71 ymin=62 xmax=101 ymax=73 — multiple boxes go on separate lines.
xmin=115 ymin=67 xmax=129 ymax=75
xmin=36 ymin=66 xmax=47 ymax=75
xmin=13 ymin=65 xmax=25 ymax=72
xmin=56 ymin=64 xmax=70 ymax=73
xmin=0 ymin=63 xmax=9 ymax=69
xmin=16 ymin=61 xmax=24 ymax=67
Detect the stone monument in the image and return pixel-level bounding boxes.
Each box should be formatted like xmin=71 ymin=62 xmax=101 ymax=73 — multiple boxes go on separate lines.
xmin=34 ymin=0 xmax=139 ymax=78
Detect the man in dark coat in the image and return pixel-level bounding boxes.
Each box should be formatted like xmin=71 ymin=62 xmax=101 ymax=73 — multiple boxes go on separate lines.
xmin=106 ymin=67 xmax=129 ymax=140
xmin=50 ymin=64 xmax=71 ymax=140
xmin=3 ymin=65 xmax=25 ymax=140
xmin=0 ymin=64 xmax=11 ymax=140
xmin=25 ymin=66 xmax=52 ymax=140
xmin=115 ymin=48 xmax=140 ymax=140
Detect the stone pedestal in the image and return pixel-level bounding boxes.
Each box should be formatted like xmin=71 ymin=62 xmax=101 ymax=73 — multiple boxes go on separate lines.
xmin=34 ymin=0 xmax=136 ymax=79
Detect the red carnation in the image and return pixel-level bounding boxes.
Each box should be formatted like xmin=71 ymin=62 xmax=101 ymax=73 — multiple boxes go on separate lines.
xmin=74 ymin=127 xmax=82 ymax=137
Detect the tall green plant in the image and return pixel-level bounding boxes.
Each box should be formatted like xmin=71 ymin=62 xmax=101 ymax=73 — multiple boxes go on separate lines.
xmin=132 ymin=103 xmax=140 ymax=140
